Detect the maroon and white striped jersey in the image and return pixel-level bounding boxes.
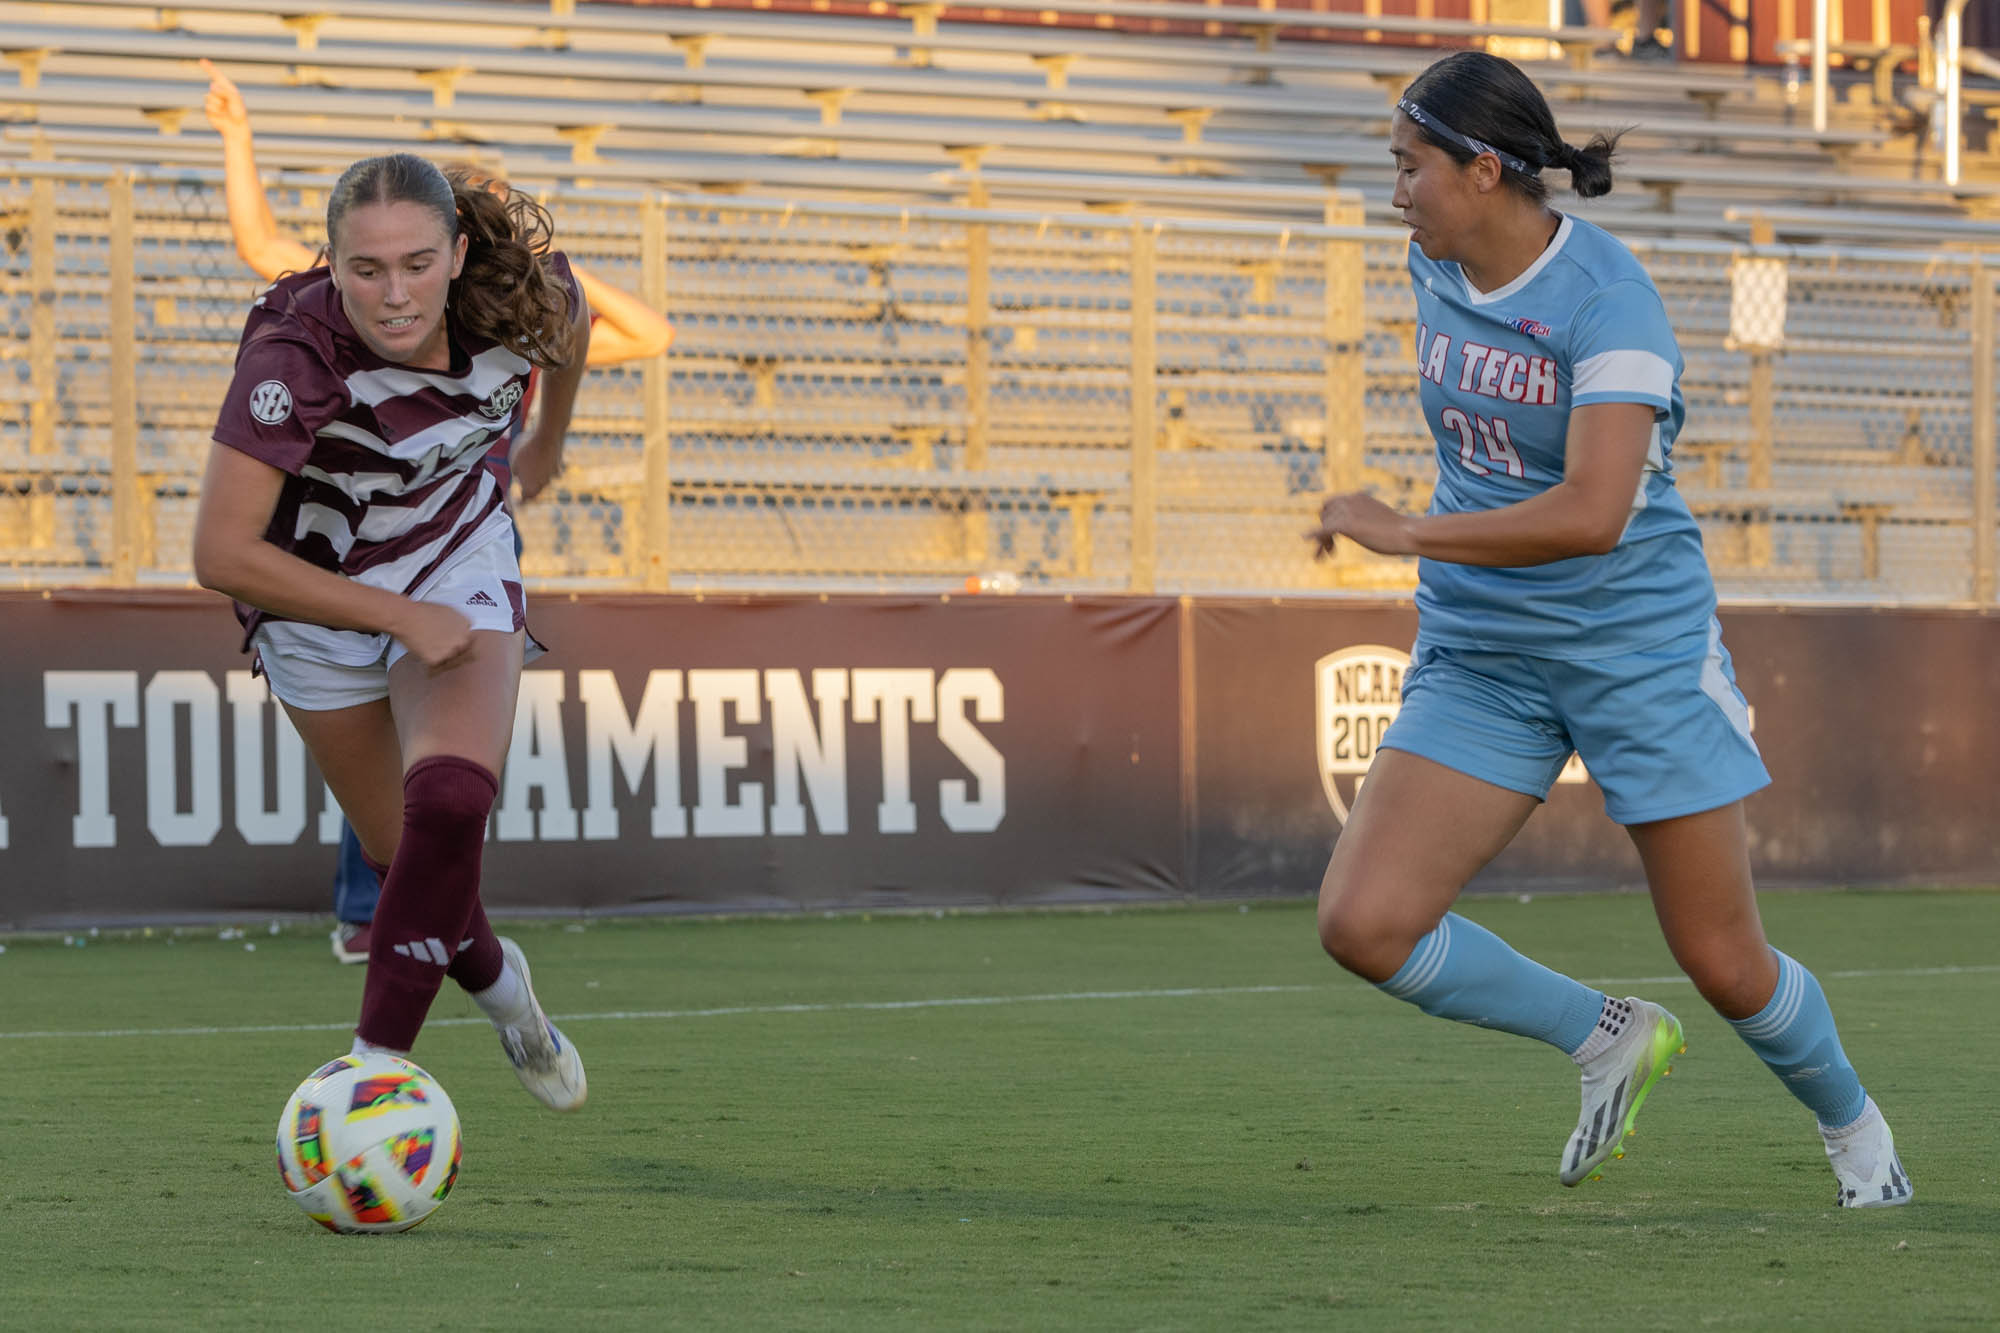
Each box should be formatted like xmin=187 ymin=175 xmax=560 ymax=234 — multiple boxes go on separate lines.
xmin=212 ymin=254 xmax=578 ymax=652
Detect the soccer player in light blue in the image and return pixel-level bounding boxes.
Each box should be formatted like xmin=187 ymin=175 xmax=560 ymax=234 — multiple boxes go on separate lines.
xmin=1305 ymin=51 xmax=1911 ymax=1207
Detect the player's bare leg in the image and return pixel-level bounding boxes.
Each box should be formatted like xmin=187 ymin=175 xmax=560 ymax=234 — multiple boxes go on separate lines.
xmin=1318 ymin=749 xmax=1679 ymax=1185
xmin=1630 ymin=802 xmax=1909 ymax=1206
xmin=1628 ymin=802 xmax=1775 ymax=1020
xmin=283 ymin=696 xmax=403 ymax=962
xmin=385 ymin=630 xmax=585 ymax=1109
xmin=282 ymin=695 xmax=404 ymax=866
xmin=1316 ymin=748 xmax=1539 ymax=982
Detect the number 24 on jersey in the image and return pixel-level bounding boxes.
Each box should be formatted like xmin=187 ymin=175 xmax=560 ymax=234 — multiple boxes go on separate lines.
xmin=1439 ymin=407 xmax=1526 ymax=479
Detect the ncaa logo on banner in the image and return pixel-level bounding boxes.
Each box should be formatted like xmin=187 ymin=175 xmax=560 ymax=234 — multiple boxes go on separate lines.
xmin=1315 ymin=645 xmax=1408 ymax=826
xmin=1316 ymin=644 xmax=1590 ymax=824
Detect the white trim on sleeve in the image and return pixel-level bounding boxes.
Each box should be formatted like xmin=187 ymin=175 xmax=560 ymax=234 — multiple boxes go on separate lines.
xmin=1572 ymin=348 xmax=1673 ymax=402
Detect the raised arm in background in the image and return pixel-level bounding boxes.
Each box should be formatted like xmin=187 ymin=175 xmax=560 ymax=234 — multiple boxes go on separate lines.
xmin=201 ymin=60 xmax=672 ymax=366
xmin=573 ymin=267 xmax=672 ymax=363
xmin=201 ymin=59 xmax=317 ymax=281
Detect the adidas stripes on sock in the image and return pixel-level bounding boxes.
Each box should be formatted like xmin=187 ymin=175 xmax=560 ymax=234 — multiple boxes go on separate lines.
xmin=1727 ymin=949 xmax=1868 ymax=1128
xmin=1376 ymin=912 xmax=1608 ymax=1054
xmin=367 ymin=845 xmax=504 ymax=996
xmin=355 ymin=756 xmax=499 ymax=1052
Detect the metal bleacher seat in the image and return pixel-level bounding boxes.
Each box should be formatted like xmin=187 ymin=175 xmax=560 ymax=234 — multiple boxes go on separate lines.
xmin=26 ymin=0 xmax=1619 ymax=64
xmin=5 ymin=1 xmax=1991 ymax=596
xmin=1629 ymin=157 xmax=2000 ymax=213
xmin=1 ymin=0 xmax=1961 ymax=235
xmin=1722 ymin=203 xmax=2000 ymax=242
xmin=19 ymin=0 xmax=1861 ymax=163
xmin=5 ymin=65 xmax=1394 ymax=174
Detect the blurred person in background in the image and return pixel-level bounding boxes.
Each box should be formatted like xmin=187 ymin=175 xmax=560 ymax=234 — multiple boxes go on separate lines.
xmin=1569 ymin=0 xmax=1673 ymax=58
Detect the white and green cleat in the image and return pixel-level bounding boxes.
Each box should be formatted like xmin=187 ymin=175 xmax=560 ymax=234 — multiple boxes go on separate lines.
xmin=1560 ymin=998 xmax=1684 ymax=1187
xmin=1822 ymin=1096 xmax=1913 ymax=1208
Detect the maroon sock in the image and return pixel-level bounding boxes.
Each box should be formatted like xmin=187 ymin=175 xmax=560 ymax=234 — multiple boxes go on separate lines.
xmin=361 ymin=851 xmax=389 ymax=886
xmin=448 ymin=901 xmax=505 ymax=994
xmin=360 ymin=790 xmax=503 ymax=1008
xmin=357 ymin=756 xmax=499 ymax=1051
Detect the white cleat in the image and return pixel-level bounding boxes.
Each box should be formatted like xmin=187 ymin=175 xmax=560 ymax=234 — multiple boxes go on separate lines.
xmin=1822 ymin=1096 xmax=1913 ymax=1208
xmin=1561 ymin=997 xmax=1684 ymax=1187
xmin=495 ymin=937 xmax=587 ymax=1112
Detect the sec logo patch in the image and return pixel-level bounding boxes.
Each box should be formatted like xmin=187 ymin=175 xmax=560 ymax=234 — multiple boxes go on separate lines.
xmin=249 ymin=379 xmax=293 ymax=425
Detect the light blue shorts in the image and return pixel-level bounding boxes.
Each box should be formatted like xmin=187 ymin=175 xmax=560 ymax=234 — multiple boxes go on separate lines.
xmin=1382 ymin=617 xmax=1771 ymax=825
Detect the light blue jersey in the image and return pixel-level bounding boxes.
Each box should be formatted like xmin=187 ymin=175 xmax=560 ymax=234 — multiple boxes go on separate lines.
xmin=1408 ymin=214 xmax=1713 ymax=658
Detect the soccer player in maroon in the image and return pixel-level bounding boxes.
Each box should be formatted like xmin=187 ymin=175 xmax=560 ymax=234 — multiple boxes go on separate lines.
xmin=193 ymin=152 xmax=588 ymax=1110
xmin=203 ymin=60 xmax=673 ymax=963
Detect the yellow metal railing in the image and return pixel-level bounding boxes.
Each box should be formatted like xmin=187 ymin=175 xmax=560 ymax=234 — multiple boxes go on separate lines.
xmin=3 ymin=162 xmax=1996 ymax=602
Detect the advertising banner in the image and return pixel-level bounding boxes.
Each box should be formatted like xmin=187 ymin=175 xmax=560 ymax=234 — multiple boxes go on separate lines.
xmin=7 ymin=591 xmax=1997 ymax=928
xmin=0 ymin=591 xmax=1185 ymax=928
xmin=1192 ymin=600 xmax=2000 ymax=894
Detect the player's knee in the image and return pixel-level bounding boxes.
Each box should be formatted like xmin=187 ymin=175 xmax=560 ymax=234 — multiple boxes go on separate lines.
xmin=1316 ymin=893 xmax=1407 ymax=981
xmin=401 ymin=755 xmax=499 ymax=834
xmin=1677 ymin=940 xmax=1776 ymax=1019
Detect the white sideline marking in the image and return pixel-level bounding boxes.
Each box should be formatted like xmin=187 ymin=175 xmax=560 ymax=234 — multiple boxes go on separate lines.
xmin=1583 ymin=964 xmax=2000 ymax=988
xmin=0 ymin=984 xmax=1316 ymax=1042
xmin=2 ymin=964 xmax=1995 ymax=1043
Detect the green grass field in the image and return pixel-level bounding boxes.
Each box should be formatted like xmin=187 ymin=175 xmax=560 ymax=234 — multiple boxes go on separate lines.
xmin=2 ymin=890 xmax=1995 ymax=1331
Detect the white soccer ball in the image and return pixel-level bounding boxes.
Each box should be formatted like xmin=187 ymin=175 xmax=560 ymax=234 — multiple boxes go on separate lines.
xmin=276 ymin=1052 xmax=462 ymax=1234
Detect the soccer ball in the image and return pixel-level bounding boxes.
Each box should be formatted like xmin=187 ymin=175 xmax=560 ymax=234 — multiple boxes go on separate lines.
xmin=276 ymin=1052 xmax=462 ymax=1234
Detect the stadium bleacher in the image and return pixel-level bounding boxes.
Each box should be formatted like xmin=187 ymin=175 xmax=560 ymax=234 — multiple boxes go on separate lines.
xmin=2 ymin=0 xmax=1995 ymax=600
xmin=0 ymin=0 xmax=1949 ymax=213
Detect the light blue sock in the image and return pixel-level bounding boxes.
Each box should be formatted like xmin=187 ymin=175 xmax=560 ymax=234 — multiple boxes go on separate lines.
xmin=1727 ymin=950 xmax=1867 ymax=1128
xmin=1377 ymin=912 xmax=1607 ymax=1054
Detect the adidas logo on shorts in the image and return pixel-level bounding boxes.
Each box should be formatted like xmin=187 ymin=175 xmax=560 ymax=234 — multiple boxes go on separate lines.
xmin=465 ymin=590 xmax=499 ymax=608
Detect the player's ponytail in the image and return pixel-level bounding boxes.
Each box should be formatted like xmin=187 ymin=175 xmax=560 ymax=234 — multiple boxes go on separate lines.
xmin=323 ymin=153 xmax=578 ymax=371
xmin=1399 ymin=51 xmax=1624 ymax=206
xmin=1557 ymin=134 xmax=1619 ymax=199
xmin=446 ymin=174 xmax=577 ymax=371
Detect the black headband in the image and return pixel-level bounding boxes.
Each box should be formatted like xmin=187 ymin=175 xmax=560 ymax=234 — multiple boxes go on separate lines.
xmin=1397 ymin=97 xmax=1542 ymax=175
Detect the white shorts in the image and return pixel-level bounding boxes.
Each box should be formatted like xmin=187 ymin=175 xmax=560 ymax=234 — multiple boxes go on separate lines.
xmin=254 ymin=535 xmax=539 ymax=712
